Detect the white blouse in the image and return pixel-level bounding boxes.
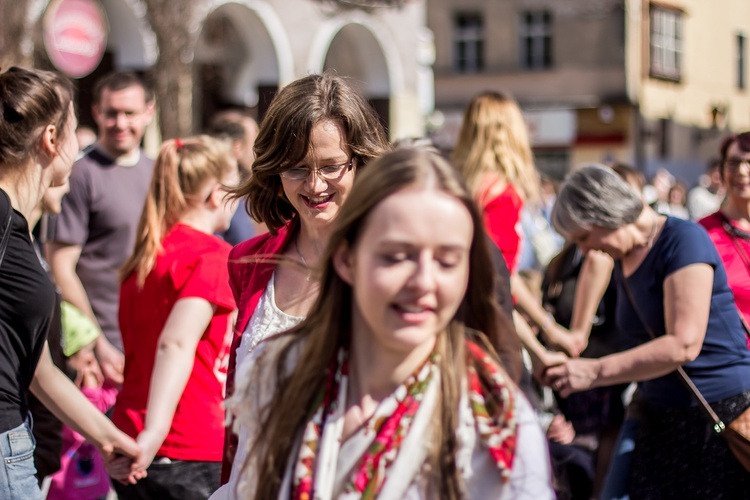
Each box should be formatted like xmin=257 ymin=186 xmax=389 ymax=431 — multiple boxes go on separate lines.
xmin=234 ymin=271 xmax=303 ymax=372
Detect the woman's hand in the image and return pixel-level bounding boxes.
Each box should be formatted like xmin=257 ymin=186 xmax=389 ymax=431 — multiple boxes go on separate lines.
xmin=106 ymin=428 xmax=162 ymax=485
xmin=531 ymin=349 xmax=569 ymax=382
xmin=542 ymin=323 xmax=588 ymax=357
xmin=96 ymin=337 xmax=125 ymax=386
xmin=99 ymin=429 xmax=146 ymax=484
xmin=544 ymin=358 xmax=601 ymax=397
xmin=132 ymin=427 xmax=164 ymax=474
xmin=546 ymin=414 xmax=575 ymax=445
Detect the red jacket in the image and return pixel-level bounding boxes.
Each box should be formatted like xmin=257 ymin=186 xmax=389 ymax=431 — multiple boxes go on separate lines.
xmin=220 ymin=222 xmax=295 ymax=484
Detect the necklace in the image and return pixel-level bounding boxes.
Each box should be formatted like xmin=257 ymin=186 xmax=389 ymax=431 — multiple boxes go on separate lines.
xmin=294 ymin=238 xmax=312 ymax=281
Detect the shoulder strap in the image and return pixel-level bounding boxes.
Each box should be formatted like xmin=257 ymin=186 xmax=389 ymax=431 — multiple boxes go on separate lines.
xmin=0 ymin=211 xmax=12 ymax=269
xmin=618 ymin=266 xmax=728 ymax=434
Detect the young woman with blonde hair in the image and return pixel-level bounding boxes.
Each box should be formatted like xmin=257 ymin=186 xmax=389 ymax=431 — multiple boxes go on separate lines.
xmin=220 ymin=147 xmax=553 ymax=499
xmin=453 ymin=92 xmax=568 ymax=373
xmin=110 ymin=136 xmax=239 ymax=498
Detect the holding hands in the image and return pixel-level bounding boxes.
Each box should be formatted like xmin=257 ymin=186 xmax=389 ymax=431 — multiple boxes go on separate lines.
xmin=543 ymin=358 xmax=602 ymax=398
xmin=101 ymin=430 xmax=147 ymax=485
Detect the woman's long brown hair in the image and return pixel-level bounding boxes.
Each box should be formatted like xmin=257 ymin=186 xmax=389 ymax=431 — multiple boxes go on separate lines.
xmin=238 ymin=148 xmax=517 ymax=498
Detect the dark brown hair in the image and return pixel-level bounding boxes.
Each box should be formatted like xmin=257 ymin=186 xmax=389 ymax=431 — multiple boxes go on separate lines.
xmin=93 ymin=71 xmax=153 ymax=105
xmin=0 ymin=66 xmax=74 ymax=169
xmin=719 ymin=132 xmax=750 ymax=174
xmin=232 ymin=72 xmax=390 ymax=235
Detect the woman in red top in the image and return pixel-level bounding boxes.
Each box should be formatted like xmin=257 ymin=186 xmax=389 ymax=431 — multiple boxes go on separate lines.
xmin=452 ymin=92 xmax=568 ymax=373
xmin=699 ymin=131 xmax=750 ymax=346
xmin=110 ymin=136 xmax=239 ymax=498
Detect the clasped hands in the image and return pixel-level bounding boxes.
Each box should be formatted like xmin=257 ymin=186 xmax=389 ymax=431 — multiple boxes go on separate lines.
xmin=105 ymin=428 xmax=163 ymax=485
xmin=535 ymin=323 xmax=601 ymax=397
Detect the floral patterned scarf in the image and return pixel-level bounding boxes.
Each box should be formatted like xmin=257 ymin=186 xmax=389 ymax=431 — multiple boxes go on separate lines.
xmin=291 ymin=339 xmax=517 ymax=499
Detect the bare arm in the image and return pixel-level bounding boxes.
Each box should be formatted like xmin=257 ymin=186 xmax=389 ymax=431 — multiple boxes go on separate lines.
xmin=46 ymin=241 xmax=125 ymax=384
xmin=513 ymin=310 xmax=567 ymax=380
xmin=46 ymin=242 xmax=93 ymax=321
xmin=546 ymin=264 xmax=712 ymax=395
xmin=566 ymin=250 xmax=615 ymax=352
xmin=134 ymin=298 xmax=215 ymax=469
xmin=29 ymin=342 xmax=139 ymax=461
xmin=511 ymin=273 xmax=576 ymax=355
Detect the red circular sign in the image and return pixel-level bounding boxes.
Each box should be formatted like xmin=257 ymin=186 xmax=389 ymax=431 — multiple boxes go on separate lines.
xmin=43 ymin=0 xmax=108 ymax=78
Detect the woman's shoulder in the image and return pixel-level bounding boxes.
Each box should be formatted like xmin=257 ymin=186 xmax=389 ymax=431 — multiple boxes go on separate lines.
xmin=230 ymin=224 xmax=291 ymax=261
xmin=662 ymin=216 xmax=713 ymax=245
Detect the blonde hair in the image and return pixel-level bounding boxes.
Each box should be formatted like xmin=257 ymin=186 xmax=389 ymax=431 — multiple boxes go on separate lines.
xmin=452 ymin=91 xmax=540 ymax=203
xmin=121 ymin=135 xmax=236 ymax=287
xmin=243 ymin=147 xmax=516 ymax=498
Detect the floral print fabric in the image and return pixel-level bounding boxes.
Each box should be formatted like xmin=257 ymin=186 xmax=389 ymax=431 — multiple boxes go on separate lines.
xmin=291 ymin=339 xmax=517 ymax=499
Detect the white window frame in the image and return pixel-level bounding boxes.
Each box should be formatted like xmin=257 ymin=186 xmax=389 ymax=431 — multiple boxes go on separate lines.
xmin=650 ymin=5 xmax=682 ymax=81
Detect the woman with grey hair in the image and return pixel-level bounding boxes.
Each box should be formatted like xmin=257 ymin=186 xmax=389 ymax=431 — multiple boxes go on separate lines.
xmin=545 ymin=164 xmax=750 ymax=497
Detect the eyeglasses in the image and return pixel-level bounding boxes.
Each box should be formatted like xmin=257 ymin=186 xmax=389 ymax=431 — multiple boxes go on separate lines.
xmin=280 ymin=159 xmax=354 ymax=181
xmin=725 ymin=157 xmax=750 ymax=173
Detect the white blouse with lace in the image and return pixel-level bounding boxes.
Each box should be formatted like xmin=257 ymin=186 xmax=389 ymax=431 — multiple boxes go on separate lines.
xmin=234 ymin=271 xmax=303 ymax=372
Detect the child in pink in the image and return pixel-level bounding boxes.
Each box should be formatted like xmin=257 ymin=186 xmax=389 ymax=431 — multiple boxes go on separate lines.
xmin=46 ymin=302 xmax=117 ymax=500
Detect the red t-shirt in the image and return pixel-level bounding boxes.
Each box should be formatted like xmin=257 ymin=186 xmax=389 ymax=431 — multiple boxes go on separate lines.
xmin=699 ymin=211 xmax=750 ymax=348
xmin=113 ymin=224 xmax=236 ymax=461
xmin=479 ymin=181 xmax=524 ymax=274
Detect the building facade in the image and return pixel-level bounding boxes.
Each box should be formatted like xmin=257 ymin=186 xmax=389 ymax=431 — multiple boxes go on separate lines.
xmin=428 ymin=0 xmax=750 ymax=183
xmin=7 ymin=0 xmax=432 ymax=148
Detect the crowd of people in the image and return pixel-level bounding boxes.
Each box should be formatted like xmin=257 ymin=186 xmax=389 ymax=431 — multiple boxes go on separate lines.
xmin=1 ymin=63 xmax=749 ymax=500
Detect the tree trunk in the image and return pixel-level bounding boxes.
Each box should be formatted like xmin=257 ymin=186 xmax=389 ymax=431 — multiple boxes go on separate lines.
xmin=0 ymin=0 xmax=35 ymax=70
xmin=143 ymin=0 xmax=197 ymax=139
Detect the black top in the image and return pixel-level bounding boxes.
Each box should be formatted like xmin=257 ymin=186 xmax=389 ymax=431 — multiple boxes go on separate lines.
xmin=0 ymin=189 xmax=55 ymax=432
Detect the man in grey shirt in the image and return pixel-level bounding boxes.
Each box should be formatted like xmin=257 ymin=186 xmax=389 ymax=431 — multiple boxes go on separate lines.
xmin=47 ymin=72 xmax=155 ymax=385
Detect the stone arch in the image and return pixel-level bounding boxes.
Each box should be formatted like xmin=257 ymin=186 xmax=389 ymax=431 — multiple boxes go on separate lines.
xmin=194 ymin=0 xmax=294 ymax=124
xmin=309 ymin=16 xmax=402 ymax=134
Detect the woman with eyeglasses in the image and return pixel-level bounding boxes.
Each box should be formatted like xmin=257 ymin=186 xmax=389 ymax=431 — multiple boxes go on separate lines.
xmin=214 ymin=72 xmax=390 ymax=492
xmin=699 ymin=132 xmax=750 ymax=347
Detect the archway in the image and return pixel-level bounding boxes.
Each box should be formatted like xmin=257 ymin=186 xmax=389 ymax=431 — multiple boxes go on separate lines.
xmin=195 ymin=0 xmax=292 ymax=127
xmin=320 ymin=22 xmax=394 ymax=134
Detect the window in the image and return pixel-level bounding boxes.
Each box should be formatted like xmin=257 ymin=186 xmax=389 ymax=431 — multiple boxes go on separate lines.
xmin=454 ymin=13 xmax=484 ymax=73
xmin=649 ymin=5 xmax=682 ymax=81
xmin=738 ymin=33 xmax=746 ymax=90
xmin=519 ymin=11 xmax=552 ymax=70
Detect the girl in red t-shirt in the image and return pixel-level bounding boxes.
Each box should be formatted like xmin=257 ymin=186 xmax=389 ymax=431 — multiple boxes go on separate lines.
xmin=109 ymin=136 xmax=239 ymax=498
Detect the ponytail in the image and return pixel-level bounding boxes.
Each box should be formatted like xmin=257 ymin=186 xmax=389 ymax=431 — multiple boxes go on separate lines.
xmin=121 ymin=135 xmax=235 ymax=287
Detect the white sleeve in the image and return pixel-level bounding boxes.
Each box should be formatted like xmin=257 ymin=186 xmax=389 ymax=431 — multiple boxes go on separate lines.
xmin=504 ymin=391 xmax=555 ymax=500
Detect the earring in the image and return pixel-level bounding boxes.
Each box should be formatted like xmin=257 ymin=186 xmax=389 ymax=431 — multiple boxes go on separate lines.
xmin=278 ymin=186 xmax=285 ymax=198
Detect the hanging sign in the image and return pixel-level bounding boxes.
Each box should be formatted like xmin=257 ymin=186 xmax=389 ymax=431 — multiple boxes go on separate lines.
xmin=43 ymin=0 xmax=108 ymax=78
